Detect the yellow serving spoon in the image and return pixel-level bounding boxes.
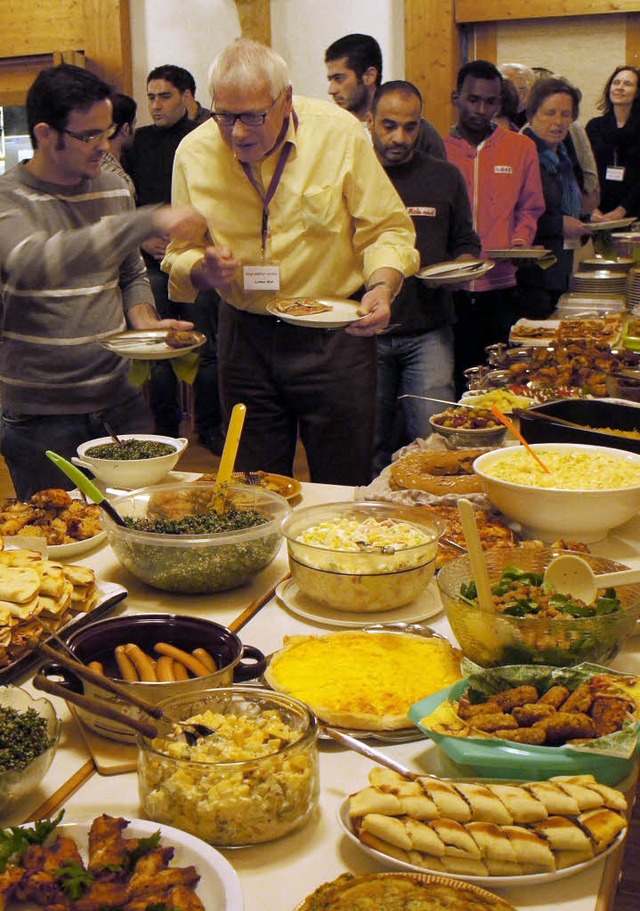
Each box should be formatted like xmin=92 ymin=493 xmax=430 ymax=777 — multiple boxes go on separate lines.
xmin=212 ymin=403 xmax=247 ymax=512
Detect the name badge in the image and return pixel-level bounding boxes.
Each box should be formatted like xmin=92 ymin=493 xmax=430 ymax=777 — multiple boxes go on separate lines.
xmin=243 ymin=264 xmax=280 ymax=291
xmin=606 ymin=166 xmax=625 ymax=182
xmin=494 ymin=165 xmax=512 ymax=174
xmin=408 ymin=206 xmax=436 ymax=217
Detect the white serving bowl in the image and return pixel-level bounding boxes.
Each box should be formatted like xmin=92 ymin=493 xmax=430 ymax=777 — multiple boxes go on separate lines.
xmin=473 ymin=442 xmax=640 ymax=543
xmin=73 ymin=434 xmax=188 ymax=487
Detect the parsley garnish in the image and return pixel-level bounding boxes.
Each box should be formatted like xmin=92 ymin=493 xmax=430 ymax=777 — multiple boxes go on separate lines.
xmin=0 ymin=810 xmax=64 ymax=873
xmin=54 ymin=860 xmax=94 ymax=899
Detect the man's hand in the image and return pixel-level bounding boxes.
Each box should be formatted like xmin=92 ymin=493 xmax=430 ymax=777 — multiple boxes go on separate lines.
xmin=141 ymin=235 xmax=169 ymax=261
xmin=127 ymin=303 xmax=194 ymax=331
xmin=153 ymin=205 xmax=208 ymax=241
xmin=564 ymin=215 xmax=590 ymax=238
xmin=191 ymin=246 xmax=241 ymax=290
xmin=346 ymin=285 xmax=392 ymax=337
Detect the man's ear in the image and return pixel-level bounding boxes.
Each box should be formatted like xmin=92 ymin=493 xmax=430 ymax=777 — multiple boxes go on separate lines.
xmin=362 ymin=66 xmax=378 ymax=88
xmin=33 ymin=122 xmax=56 ymax=148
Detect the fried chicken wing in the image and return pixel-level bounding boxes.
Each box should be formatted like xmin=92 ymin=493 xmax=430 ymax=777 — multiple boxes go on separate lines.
xmin=88 ymin=814 xmax=130 ymax=871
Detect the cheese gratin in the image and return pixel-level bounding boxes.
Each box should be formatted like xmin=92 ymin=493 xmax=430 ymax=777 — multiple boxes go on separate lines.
xmin=265 ymin=632 xmax=462 ymax=730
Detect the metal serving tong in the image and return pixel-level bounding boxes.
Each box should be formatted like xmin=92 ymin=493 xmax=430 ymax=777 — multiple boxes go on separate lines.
xmin=30 ymin=639 xmax=215 ymax=744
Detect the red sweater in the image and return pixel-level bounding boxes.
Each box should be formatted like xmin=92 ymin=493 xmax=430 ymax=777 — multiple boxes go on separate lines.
xmin=444 ymin=125 xmax=544 ymax=291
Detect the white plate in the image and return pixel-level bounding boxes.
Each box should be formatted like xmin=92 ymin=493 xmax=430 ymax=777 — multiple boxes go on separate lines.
xmin=416 ymin=260 xmax=494 ymax=284
xmin=589 ymin=218 xmax=637 ymax=232
xmin=485 ymin=248 xmax=551 ymax=260
xmin=46 ymin=530 xmax=107 ymax=559
xmin=266 ymin=297 xmax=365 ymax=329
xmin=337 ymin=800 xmax=626 ymax=889
xmin=13 ymin=818 xmax=242 ymax=911
xmin=276 ymin=577 xmax=443 ymax=628
xmin=100 ymin=329 xmax=206 ymax=360
xmin=509 ymin=318 xmax=559 ymax=346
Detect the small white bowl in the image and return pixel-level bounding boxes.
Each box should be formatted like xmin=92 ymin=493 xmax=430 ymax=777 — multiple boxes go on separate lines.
xmin=473 ymin=442 xmax=640 ymax=543
xmin=73 ymin=434 xmax=188 ymax=488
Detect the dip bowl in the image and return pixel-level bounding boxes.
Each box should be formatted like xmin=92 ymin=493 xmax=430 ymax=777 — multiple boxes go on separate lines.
xmin=138 ymin=686 xmax=320 ymax=846
xmin=437 ymin=546 xmax=640 ymax=667
xmin=74 ymin=433 xmax=188 ymax=488
xmin=39 ymin=614 xmax=266 ymax=743
xmin=473 ymin=442 xmax=640 ymax=543
xmin=429 ymin=408 xmax=508 ymax=449
xmin=281 ymin=501 xmax=444 ymax=612
xmin=103 ymin=482 xmax=290 ymax=592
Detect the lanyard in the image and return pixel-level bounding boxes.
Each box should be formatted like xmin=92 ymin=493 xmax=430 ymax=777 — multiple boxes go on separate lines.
xmin=240 ymin=137 xmax=293 ymax=255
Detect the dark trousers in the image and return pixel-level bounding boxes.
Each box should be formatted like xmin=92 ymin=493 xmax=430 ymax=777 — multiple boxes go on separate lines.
xmin=217 ymin=302 xmax=376 ymax=485
xmin=452 ymin=287 xmax=521 ymax=398
xmin=146 ymin=259 xmax=183 ymax=436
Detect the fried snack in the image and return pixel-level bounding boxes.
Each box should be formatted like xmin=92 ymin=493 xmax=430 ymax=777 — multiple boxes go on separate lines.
xmin=165 ymin=328 xmax=201 ymax=349
xmin=493 ymin=727 xmax=547 ymax=745
xmin=0 ymin=490 xmax=102 ymax=546
xmin=512 ymin=703 xmax=557 ymax=726
xmin=533 ymin=712 xmax=597 ymax=745
xmin=388 ymin=448 xmax=487 ymax=497
xmin=538 ymin=685 xmax=571 ymax=708
xmin=494 ymin=686 xmax=540 ymax=712
xmin=273 ymin=298 xmax=332 ymax=316
xmin=560 ymin=684 xmax=593 ymax=714
xmin=470 ymin=712 xmax=519 ymax=733
xmin=591 ymin=696 xmax=631 ymax=737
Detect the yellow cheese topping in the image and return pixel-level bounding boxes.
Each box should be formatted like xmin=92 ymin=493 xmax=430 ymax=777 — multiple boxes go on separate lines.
xmin=267 ymin=632 xmax=461 ymax=722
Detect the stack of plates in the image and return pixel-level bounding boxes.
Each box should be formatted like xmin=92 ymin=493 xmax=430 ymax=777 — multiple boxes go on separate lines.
xmin=568 ymin=270 xmax=628 ymax=295
xmin=628 ymin=268 xmax=640 ymax=312
xmin=580 ymin=257 xmax=634 ymax=272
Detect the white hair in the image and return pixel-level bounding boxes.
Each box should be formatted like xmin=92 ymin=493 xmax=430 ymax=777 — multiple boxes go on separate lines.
xmin=208 ymin=39 xmax=291 ymax=102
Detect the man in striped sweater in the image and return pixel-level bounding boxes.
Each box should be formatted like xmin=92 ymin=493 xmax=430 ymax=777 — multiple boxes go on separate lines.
xmin=0 ymin=64 xmax=204 ymax=498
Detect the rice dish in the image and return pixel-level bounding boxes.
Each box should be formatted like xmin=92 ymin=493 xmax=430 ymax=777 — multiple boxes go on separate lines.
xmin=483 ymin=449 xmax=640 ymax=490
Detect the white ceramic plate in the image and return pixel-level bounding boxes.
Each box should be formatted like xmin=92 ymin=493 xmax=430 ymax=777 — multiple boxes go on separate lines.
xmin=589 ymin=218 xmax=636 ymax=232
xmin=276 ymin=577 xmax=442 ymax=629
xmin=485 ymin=248 xmax=551 ymax=260
xmin=46 ymin=530 xmax=107 ymax=559
xmin=416 ymin=260 xmax=494 ymax=284
xmin=267 ymin=297 xmax=365 ymax=329
xmin=337 ymin=800 xmax=626 ymax=889
xmin=13 ymin=818 xmax=242 ymax=911
xmin=100 ymin=329 xmax=206 ymax=360
xmin=509 ymin=318 xmax=560 ymax=346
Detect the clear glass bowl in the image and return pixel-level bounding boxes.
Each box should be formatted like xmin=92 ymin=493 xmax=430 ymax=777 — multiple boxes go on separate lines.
xmin=0 ymin=686 xmax=61 ymax=812
xmin=281 ymin=501 xmax=444 ymax=612
xmin=138 ymin=687 xmax=319 ymax=846
xmin=103 ymin=483 xmax=291 ymax=592
xmin=437 ymin=546 xmax=640 ymax=667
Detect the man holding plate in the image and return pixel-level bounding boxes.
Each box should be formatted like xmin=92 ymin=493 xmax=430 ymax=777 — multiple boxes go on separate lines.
xmin=162 ymin=39 xmax=419 ymax=486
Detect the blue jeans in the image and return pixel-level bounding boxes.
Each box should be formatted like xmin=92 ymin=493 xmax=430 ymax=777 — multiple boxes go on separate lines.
xmin=373 ymin=326 xmax=455 ymax=475
xmin=0 ymin=392 xmax=153 ymax=499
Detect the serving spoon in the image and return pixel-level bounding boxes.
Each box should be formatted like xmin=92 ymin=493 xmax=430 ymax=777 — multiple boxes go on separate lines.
xmin=46 ymin=450 xmax=127 ymax=526
xmin=543 ymin=553 xmax=640 ymax=604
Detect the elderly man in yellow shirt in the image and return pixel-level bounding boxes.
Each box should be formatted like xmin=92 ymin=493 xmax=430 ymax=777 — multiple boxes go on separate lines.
xmin=162 ymin=39 xmax=418 ymax=485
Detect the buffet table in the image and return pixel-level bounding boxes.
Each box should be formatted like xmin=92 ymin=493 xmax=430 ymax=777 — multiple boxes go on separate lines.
xmin=4 ymin=480 xmax=640 ymax=911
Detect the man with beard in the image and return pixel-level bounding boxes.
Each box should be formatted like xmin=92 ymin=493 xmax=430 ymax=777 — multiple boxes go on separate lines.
xmin=325 ymin=33 xmax=445 ymax=158
xmin=368 ymin=81 xmax=480 ymax=473
xmin=444 ymin=60 xmax=544 ymax=396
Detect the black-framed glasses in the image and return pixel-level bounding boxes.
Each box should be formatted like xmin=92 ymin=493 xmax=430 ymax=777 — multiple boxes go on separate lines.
xmin=61 ymin=123 xmax=118 ymax=144
xmin=211 ymin=93 xmax=281 ymax=127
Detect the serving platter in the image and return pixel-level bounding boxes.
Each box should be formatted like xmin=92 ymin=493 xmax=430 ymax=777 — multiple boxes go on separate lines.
xmin=266 ymin=297 xmax=365 ymax=329
xmin=46 ymin=530 xmax=107 ymax=559
xmin=416 ymin=260 xmax=494 ymax=284
xmin=275 ymin=577 xmax=442 ymax=629
xmin=100 ymin=329 xmax=206 ymax=360
xmin=14 ymin=818 xmax=243 ymax=911
xmin=199 ymin=470 xmax=302 ymax=501
xmin=337 ymin=800 xmax=626 ymax=889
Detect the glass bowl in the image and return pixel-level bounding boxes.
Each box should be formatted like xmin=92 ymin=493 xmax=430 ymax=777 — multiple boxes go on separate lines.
xmin=281 ymin=501 xmax=444 ymax=612
xmin=74 ymin=434 xmax=188 ymax=487
xmin=137 ymin=687 xmax=319 ymax=846
xmin=437 ymin=546 xmax=640 ymax=667
xmin=103 ymin=483 xmax=291 ymax=592
xmin=0 ymin=686 xmax=61 ymax=812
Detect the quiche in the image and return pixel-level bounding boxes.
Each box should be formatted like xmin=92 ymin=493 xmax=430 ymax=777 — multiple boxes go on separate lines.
xmin=264 ymin=631 xmax=462 ymax=730
xmin=296 ymin=872 xmax=517 ymax=911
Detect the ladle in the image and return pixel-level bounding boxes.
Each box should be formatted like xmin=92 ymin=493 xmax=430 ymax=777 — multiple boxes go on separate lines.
xmin=211 ymin=402 xmax=246 ymax=512
xmin=45 ymin=450 xmax=126 ymax=526
xmin=457 ymin=499 xmax=494 ymax=613
xmin=490 ymin=405 xmax=551 ymax=474
xmin=543 ymin=553 xmax=640 ymax=604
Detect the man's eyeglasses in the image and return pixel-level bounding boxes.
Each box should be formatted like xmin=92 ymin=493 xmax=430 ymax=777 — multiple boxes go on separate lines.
xmin=211 ymin=93 xmax=281 ymax=127
xmin=61 ymin=124 xmax=118 ymax=145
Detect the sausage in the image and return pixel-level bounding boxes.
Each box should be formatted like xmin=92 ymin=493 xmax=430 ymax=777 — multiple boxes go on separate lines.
xmin=192 ymin=648 xmax=218 ymax=673
xmin=115 ymin=645 xmax=138 ymax=682
xmin=87 ymin=660 xmax=104 ymax=675
xmin=123 ymin=643 xmax=157 ymax=682
xmin=173 ymin=660 xmax=189 ymax=680
xmin=154 ymin=642 xmax=211 ymax=677
xmin=156 ymin=655 xmax=176 ymax=682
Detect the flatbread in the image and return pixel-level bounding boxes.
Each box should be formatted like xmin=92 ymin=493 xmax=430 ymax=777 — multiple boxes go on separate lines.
xmin=0 ymin=565 xmax=41 ymax=603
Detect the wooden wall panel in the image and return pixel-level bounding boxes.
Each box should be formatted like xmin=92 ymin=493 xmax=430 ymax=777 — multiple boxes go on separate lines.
xmin=626 ymin=12 xmax=640 ymax=64
xmin=405 ymin=0 xmax=459 ymax=136
xmin=4 ymin=0 xmax=85 ymax=57
xmin=456 ymin=1 xmax=640 ymax=23
xmin=235 ymin=0 xmax=271 ymax=45
xmin=469 ymin=23 xmax=498 ymax=62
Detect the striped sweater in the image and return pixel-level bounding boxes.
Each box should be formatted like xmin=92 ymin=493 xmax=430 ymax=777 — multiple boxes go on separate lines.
xmin=0 ymin=163 xmax=157 ymax=414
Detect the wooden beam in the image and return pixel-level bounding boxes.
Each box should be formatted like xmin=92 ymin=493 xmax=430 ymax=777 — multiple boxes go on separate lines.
xmin=405 ymin=0 xmax=459 ymax=137
xmin=83 ymin=0 xmax=132 ymax=92
xmin=456 ymin=1 xmax=640 ymax=23
xmin=470 ymin=23 xmax=498 ymax=62
xmin=234 ymin=0 xmax=271 ymax=45
xmin=626 ymin=12 xmax=640 ymax=65
xmin=0 ymin=54 xmax=53 ymax=105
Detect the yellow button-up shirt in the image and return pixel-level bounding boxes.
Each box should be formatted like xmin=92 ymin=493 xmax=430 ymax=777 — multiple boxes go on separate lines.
xmin=162 ymin=95 xmax=419 ymax=313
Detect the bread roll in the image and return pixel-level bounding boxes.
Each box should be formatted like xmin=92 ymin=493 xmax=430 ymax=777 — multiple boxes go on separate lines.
xmin=488 ymin=784 xmax=548 ymax=823
xmin=457 ymin=782 xmax=513 ymax=825
xmin=502 ymin=825 xmax=556 ymax=871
